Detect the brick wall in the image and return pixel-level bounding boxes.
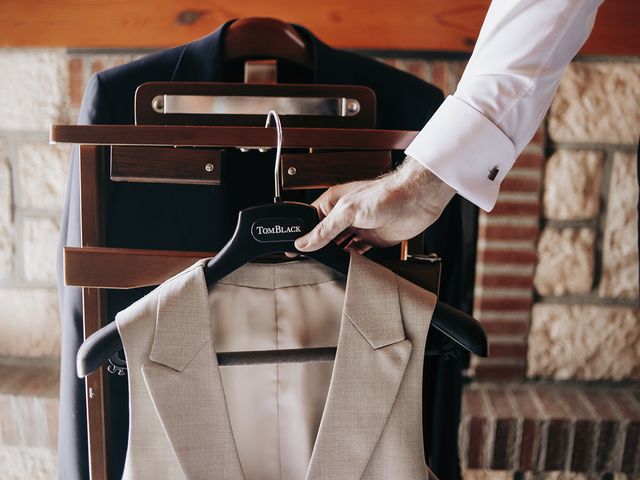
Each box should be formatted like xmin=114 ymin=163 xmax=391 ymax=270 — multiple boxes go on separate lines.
xmin=472 ymin=60 xmax=640 ymax=382
xmin=386 ymin=59 xmax=640 ymax=383
xmin=471 ymin=130 xmax=546 ymax=381
xmin=460 ymin=383 xmax=640 ymax=475
xmin=382 ymin=58 xmax=548 ymax=381
xmin=529 ymin=61 xmax=640 ymax=381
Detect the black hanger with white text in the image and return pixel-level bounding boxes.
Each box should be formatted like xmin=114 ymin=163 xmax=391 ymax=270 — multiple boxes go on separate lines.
xmin=76 ymin=111 xmax=488 ymax=377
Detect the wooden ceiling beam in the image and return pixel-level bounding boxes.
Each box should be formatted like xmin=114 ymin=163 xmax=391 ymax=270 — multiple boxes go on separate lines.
xmin=1 ymin=1 xmax=638 ymax=55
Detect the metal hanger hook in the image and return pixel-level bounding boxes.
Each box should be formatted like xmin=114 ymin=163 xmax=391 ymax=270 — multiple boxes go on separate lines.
xmin=265 ymin=110 xmax=283 ymax=203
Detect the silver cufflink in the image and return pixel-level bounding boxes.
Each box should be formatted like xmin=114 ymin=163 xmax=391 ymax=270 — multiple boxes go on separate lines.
xmin=488 ymin=166 xmax=499 ymax=181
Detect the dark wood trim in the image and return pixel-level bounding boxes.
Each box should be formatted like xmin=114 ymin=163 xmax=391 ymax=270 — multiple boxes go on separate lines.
xmin=110 ymin=146 xmax=392 ymax=188
xmin=281 ymin=150 xmax=392 ymax=190
xmin=0 ymin=1 xmax=637 ymax=55
xmin=110 ymin=146 xmax=222 ymax=185
xmin=78 ymin=146 xmax=109 ymax=480
xmin=64 ymin=246 xmax=217 ymax=289
xmin=63 ymin=246 xmax=442 ymax=294
xmin=51 ymin=125 xmax=418 ymax=150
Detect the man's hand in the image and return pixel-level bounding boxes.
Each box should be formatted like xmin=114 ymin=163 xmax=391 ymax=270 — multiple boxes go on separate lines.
xmin=294 ymin=156 xmax=456 ymax=254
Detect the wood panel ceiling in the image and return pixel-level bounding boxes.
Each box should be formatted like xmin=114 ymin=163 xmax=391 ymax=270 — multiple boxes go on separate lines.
xmin=1 ymin=0 xmax=637 ymax=55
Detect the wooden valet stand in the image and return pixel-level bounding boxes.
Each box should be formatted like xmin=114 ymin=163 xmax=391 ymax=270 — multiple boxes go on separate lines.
xmin=52 ymin=54 xmax=487 ymax=479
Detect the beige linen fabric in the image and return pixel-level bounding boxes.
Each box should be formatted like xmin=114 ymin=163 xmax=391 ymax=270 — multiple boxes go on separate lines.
xmin=116 ymin=252 xmax=438 ymax=480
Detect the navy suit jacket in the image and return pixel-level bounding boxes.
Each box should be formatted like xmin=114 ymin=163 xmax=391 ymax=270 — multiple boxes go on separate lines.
xmin=56 ymin=20 xmax=474 ymax=480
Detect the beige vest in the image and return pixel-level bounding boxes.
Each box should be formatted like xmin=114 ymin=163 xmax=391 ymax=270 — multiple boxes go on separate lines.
xmin=116 ymin=252 xmax=438 ymax=480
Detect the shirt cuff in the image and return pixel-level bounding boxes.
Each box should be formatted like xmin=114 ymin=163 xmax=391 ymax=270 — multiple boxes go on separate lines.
xmin=404 ymin=95 xmax=516 ymax=212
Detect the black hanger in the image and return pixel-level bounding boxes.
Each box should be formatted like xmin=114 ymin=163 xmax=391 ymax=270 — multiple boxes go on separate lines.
xmin=202 ymin=111 xmax=351 ymax=285
xmin=76 ymin=111 xmax=488 ymax=378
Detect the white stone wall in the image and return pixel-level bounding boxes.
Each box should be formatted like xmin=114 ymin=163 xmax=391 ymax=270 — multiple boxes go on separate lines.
xmin=0 ymin=446 xmax=57 ymax=480
xmin=0 ymin=50 xmax=71 ymax=362
xmin=0 ymin=50 xmax=140 ymax=364
xmin=528 ymin=305 xmax=640 ymax=380
xmin=530 ymin=61 xmax=640 ymax=380
xmin=0 ymin=50 xmax=72 ymax=478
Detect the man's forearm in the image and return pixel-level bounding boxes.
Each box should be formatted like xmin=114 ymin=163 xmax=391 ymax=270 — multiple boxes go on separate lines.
xmin=405 ymin=0 xmax=604 ymax=212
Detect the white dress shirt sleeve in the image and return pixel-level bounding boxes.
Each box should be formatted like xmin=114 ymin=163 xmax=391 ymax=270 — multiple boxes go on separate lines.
xmin=404 ymin=0 xmax=604 ymax=212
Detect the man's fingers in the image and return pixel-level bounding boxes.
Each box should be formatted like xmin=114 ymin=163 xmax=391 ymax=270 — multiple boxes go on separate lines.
xmin=311 ymin=186 xmax=342 ymax=216
xmin=334 ymin=230 xmax=354 ymax=246
xmin=297 ymin=180 xmax=370 ymax=252
xmin=344 ymin=236 xmax=372 ymax=255
xmin=295 ymin=201 xmax=355 ymax=252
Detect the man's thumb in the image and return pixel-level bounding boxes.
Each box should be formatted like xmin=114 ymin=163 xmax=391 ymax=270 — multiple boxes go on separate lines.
xmin=294 ymin=205 xmax=353 ymax=252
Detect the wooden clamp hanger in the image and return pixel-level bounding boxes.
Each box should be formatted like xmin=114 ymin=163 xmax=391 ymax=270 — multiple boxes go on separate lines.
xmin=223 ymin=17 xmax=314 ymax=71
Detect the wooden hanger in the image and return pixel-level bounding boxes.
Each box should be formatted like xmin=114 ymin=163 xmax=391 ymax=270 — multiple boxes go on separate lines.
xmin=223 ymin=17 xmax=313 ymax=70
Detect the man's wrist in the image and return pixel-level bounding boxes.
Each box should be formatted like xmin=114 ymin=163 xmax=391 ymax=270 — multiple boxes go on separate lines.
xmin=396 ymin=156 xmax=456 ymax=209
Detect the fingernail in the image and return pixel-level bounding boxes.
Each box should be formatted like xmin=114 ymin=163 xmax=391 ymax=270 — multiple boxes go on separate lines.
xmin=294 ymin=238 xmax=308 ymax=250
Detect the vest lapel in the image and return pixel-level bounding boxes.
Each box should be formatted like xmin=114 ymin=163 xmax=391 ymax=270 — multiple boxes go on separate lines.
xmin=140 ymin=254 xmax=412 ymax=480
xmin=141 ymin=259 xmax=245 ymax=480
xmin=305 ymin=254 xmax=412 ymax=480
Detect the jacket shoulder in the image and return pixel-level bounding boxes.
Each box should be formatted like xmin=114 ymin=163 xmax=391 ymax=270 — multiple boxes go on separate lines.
xmin=98 ymin=45 xmax=185 ymax=87
xmin=80 ymin=45 xmax=186 ymax=124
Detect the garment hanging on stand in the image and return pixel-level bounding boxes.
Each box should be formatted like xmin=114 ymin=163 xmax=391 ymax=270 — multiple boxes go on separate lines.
xmin=56 ymin=20 xmax=473 ymax=480
xmin=117 ymin=254 xmax=439 ymax=480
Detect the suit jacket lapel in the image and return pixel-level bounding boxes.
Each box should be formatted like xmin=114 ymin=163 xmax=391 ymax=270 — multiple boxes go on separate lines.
xmin=141 ymin=259 xmax=245 ymax=480
xmin=305 ymin=253 xmax=412 ymax=480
